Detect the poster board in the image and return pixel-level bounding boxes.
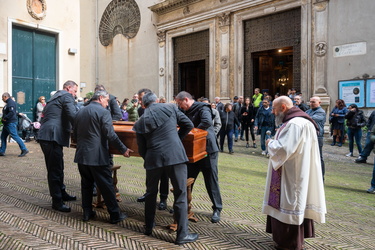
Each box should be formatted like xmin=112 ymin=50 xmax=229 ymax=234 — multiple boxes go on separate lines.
xmin=338 ymin=80 xmax=365 ymax=108
xmin=366 ymin=79 xmax=375 ymax=107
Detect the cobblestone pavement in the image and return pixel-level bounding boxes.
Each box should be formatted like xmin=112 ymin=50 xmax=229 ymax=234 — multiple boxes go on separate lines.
xmin=0 ymin=135 xmax=374 ymax=249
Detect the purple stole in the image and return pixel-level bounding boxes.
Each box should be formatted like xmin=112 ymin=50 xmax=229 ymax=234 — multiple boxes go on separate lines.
xmin=267 ymin=122 xmax=288 ymax=209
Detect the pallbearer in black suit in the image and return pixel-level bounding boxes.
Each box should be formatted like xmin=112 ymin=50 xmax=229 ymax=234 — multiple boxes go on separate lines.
xmin=73 ymin=90 xmax=133 ymax=223
xmin=133 ymin=92 xmax=198 ymax=245
xmin=175 ymin=91 xmax=223 ymax=223
xmin=38 ymin=80 xmax=78 ymax=212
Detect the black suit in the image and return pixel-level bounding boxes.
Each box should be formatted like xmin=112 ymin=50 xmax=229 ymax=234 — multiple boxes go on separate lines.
xmin=133 ymin=103 xmax=193 ymax=239
xmin=73 ymin=101 xmax=128 ymax=217
xmin=38 ymin=90 xmax=76 ymax=206
xmin=85 ymin=94 xmax=122 ymax=121
xmin=183 ymin=101 xmax=223 ymax=211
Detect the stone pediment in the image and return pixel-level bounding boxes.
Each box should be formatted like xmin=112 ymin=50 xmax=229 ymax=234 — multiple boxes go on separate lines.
xmin=149 ymin=0 xmax=204 ymax=15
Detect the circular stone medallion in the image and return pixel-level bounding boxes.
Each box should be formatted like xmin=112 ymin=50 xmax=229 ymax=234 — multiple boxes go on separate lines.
xmin=27 ymin=0 xmax=47 ymax=20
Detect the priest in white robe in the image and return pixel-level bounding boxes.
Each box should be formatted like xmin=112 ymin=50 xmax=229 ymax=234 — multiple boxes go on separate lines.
xmin=262 ymin=96 xmax=326 ymax=250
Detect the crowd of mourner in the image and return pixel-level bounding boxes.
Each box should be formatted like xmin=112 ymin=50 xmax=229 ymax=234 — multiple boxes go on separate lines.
xmin=1 ymin=82 xmax=374 ymax=249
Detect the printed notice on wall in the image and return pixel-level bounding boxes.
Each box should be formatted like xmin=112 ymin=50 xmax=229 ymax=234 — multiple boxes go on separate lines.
xmin=366 ymin=79 xmax=375 ymax=107
xmin=333 ymin=42 xmax=366 ymax=57
xmin=338 ymin=80 xmax=365 ymax=108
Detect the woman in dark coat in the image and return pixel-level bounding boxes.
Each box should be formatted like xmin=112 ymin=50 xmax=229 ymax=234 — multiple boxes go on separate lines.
xmin=330 ymin=99 xmax=347 ymax=147
xmin=240 ymin=97 xmax=256 ymax=148
xmin=345 ymin=104 xmax=366 ymax=157
xmin=219 ymin=103 xmax=240 ymax=154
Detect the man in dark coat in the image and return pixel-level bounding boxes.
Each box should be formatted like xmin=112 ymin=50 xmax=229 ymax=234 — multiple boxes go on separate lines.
xmin=85 ymin=84 xmax=122 ymax=121
xmin=74 ymin=90 xmax=133 ymax=223
xmin=38 ymin=80 xmax=78 ymax=212
xmin=133 ymin=92 xmax=198 ymax=244
xmin=0 ymin=92 xmax=29 ymax=157
xmin=175 ymin=91 xmax=223 ymax=223
xmin=136 ymin=88 xmax=170 ymax=211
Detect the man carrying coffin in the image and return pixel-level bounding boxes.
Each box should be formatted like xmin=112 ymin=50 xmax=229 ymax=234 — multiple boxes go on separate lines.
xmin=133 ymin=92 xmax=198 ymax=245
xmin=175 ymin=91 xmax=223 ymax=223
xmin=74 ymin=90 xmax=133 ymax=223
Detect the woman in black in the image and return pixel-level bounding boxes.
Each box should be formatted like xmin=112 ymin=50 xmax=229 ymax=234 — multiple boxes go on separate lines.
xmin=219 ymin=103 xmax=240 ymax=154
xmin=240 ymin=97 xmax=256 ymax=148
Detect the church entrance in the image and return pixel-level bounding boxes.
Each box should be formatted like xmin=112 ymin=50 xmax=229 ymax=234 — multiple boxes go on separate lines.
xmin=252 ymin=46 xmax=293 ymax=96
xmin=244 ymin=8 xmax=301 ymax=97
xmin=173 ymin=30 xmax=209 ymax=99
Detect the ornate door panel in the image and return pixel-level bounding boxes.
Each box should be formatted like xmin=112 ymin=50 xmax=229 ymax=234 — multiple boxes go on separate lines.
xmin=244 ymin=8 xmax=301 ymax=96
xmin=12 ymin=26 xmax=56 ymax=120
xmin=173 ymin=30 xmax=209 ymax=98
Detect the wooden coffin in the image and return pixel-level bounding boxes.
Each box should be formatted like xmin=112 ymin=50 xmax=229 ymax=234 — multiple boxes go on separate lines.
xmin=72 ymin=121 xmax=208 ymax=163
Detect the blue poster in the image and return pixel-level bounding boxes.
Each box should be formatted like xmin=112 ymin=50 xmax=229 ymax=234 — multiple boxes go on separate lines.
xmin=366 ymin=79 xmax=375 ymax=107
xmin=338 ymin=80 xmax=365 ymax=108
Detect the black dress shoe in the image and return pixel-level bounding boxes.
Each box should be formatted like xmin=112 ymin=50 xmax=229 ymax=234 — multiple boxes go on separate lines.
xmin=52 ymin=203 xmax=71 ymax=212
xmin=175 ymin=233 xmax=199 ymax=245
xmin=0 ymin=152 xmax=4 ymax=156
xmin=144 ymin=222 xmax=155 ymax=236
xmin=211 ymin=209 xmax=221 ymax=223
xmin=355 ymin=157 xmax=367 ymax=163
xmin=62 ymin=193 xmax=77 ymax=201
xmin=110 ymin=212 xmax=127 ymax=224
xmin=137 ymin=194 xmax=147 ymax=202
xmin=82 ymin=210 xmax=96 ymax=222
xmin=18 ymin=149 xmax=29 ymax=157
xmin=158 ymin=199 xmax=167 ymax=210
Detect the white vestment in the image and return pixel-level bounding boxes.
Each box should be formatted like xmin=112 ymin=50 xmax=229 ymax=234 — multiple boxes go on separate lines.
xmin=262 ymin=117 xmax=326 ymax=225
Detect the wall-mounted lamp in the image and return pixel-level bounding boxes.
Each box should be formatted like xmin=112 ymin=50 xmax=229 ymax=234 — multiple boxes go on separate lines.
xmin=68 ymin=48 xmax=77 ymax=55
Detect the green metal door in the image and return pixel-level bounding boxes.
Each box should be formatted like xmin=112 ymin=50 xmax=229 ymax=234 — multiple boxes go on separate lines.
xmin=12 ymin=26 xmax=56 ymax=121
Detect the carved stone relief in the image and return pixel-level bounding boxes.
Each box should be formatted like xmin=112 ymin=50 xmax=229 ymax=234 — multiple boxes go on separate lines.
xmin=157 ymin=31 xmax=166 ymax=47
xmin=221 ymin=56 xmax=228 ymax=69
xmin=315 ymin=42 xmax=327 ymax=56
xmin=99 ymin=0 xmax=141 ymax=46
xmin=218 ymin=12 xmax=231 ymax=27
xmin=27 ymin=0 xmax=47 ymax=20
xmin=183 ymin=6 xmax=190 ymax=15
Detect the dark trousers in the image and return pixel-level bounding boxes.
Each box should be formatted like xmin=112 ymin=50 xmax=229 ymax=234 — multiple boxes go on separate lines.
xmin=243 ymin=123 xmax=255 ymax=142
xmin=78 ymin=163 xmax=120 ymax=215
xmin=40 ymin=140 xmax=66 ymax=204
xmin=318 ymin=137 xmax=325 ymax=180
xmin=188 ymin=152 xmax=222 ymax=211
xmin=347 ymin=127 xmax=363 ymax=154
xmin=144 ymin=168 xmax=169 ymax=200
xmin=145 ymin=164 xmax=188 ymax=238
xmin=219 ymin=128 xmax=234 ymax=151
xmin=360 ymin=132 xmax=374 ymax=159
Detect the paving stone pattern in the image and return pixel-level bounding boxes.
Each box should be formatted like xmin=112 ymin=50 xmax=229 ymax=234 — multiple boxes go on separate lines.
xmin=0 ymin=136 xmax=374 ymax=249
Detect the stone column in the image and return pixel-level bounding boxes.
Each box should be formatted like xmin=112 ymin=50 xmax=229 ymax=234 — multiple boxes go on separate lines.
xmin=157 ymin=31 xmax=167 ymax=99
xmin=312 ymin=0 xmax=331 ymax=132
xmin=217 ymin=12 xmax=230 ymax=102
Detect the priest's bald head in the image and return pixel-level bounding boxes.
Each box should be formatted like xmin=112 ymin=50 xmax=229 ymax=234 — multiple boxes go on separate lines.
xmin=272 ymin=96 xmax=294 ymax=126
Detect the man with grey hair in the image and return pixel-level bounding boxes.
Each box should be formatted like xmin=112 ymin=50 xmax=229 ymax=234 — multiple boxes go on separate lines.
xmin=74 ymin=90 xmax=133 ymax=223
xmin=133 ymin=92 xmax=198 ymax=244
xmin=176 ymin=91 xmax=223 ymax=223
xmin=0 ymin=92 xmax=29 ymax=157
xmin=214 ymin=96 xmax=224 ymax=112
xmin=263 ymin=96 xmax=326 ymax=249
xmin=39 ymin=80 xmax=78 ymax=212
xmin=306 ymin=96 xmax=326 ymax=179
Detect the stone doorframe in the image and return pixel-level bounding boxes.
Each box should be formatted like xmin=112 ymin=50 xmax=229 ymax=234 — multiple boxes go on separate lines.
xmin=157 ymin=20 xmax=216 ymax=102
